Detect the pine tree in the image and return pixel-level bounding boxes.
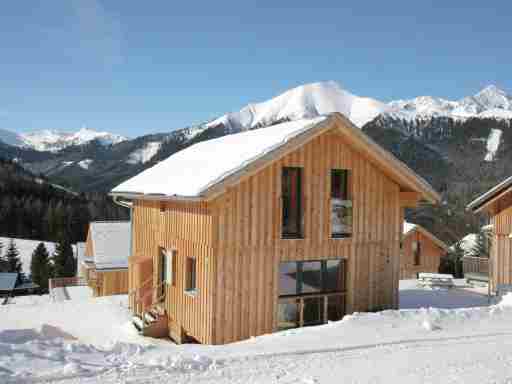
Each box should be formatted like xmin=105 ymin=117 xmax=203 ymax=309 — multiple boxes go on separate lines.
xmin=0 ymin=239 xmax=6 ymax=272
xmin=5 ymin=239 xmax=22 ymax=275
xmin=52 ymin=235 xmax=75 ymax=278
xmin=469 ymin=229 xmax=491 ymax=259
xmin=440 ymin=241 xmax=464 ymax=278
xmin=30 ymin=242 xmax=51 ymax=291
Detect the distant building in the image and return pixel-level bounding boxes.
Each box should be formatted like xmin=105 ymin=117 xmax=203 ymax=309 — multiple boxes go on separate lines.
xmin=400 ymin=222 xmax=448 ymax=279
xmin=82 ymin=221 xmax=130 ymax=297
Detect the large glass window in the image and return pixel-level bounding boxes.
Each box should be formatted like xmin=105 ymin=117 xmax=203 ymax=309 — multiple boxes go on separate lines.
xmin=331 ymin=169 xmax=352 ymax=238
xmin=278 ymin=259 xmax=347 ymax=331
xmin=282 ymin=167 xmax=303 ymax=238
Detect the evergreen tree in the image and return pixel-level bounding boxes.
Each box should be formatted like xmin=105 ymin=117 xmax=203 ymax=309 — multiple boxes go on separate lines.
xmin=469 ymin=229 xmax=491 ymax=259
xmin=5 ymin=239 xmax=22 ymax=275
xmin=0 ymin=239 xmax=6 ymax=272
xmin=440 ymin=241 xmax=465 ymax=278
xmin=52 ymin=235 xmax=75 ymax=277
xmin=30 ymin=242 xmax=51 ymax=291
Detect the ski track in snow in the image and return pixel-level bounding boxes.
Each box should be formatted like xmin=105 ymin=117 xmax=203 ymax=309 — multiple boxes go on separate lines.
xmin=485 ymin=128 xmax=502 ymax=161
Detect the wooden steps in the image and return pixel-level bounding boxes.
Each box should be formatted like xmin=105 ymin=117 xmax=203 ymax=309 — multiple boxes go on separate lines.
xmin=131 ymin=304 xmax=169 ymax=339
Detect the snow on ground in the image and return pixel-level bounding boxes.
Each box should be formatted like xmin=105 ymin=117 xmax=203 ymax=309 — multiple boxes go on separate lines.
xmin=126 ymin=141 xmax=162 ymax=164
xmin=2 ymin=281 xmax=511 ymax=384
xmin=0 ymin=237 xmax=57 ymax=275
xmin=484 ymin=128 xmax=502 ymax=161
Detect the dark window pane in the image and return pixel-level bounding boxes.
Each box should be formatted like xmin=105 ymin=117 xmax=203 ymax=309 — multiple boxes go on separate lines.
xmin=282 ymin=167 xmax=303 ymax=237
xmin=303 ymin=297 xmax=324 ymax=326
xmin=327 ymin=295 xmax=345 ymax=322
xmin=331 ymin=170 xmax=352 ymax=237
xmin=301 ymin=261 xmax=322 ymax=293
xmin=279 ymin=262 xmax=299 ymax=296
xmin=325 ymin=260 xmax=345 ymax=292
xmin=186 ymin=257 xmax=197 ymax=291
xmin=278 ymin=300 xmax=299 ymax=330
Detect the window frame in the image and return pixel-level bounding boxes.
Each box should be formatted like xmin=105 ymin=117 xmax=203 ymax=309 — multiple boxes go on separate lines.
xmin=277 ymin=258 xmax=347 ymax=331
xmin=330 ymin=169 xmax=352 ymax=239
xmin=185 ymin=256 xmax=197 ymax=294
xmin=281 ymin=167 xmax=304 ymax=239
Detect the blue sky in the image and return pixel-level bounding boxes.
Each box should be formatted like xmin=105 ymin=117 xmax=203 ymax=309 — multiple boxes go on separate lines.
xmin=0 ymin=1 xmax=510 ymax=137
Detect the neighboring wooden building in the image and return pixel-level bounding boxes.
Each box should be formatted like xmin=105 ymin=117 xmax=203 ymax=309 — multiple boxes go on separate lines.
xmin=111 ymin=113 xmax=440 ymax=345
xmin=82 ymin=221 xmax=130 ymax=297
xmin=468 ymin=178 xmax=512 ymax=291
xmin=400 ymin=222 xmax=448 ymax=279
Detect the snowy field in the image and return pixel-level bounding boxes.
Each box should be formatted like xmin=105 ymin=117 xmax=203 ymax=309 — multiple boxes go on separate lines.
xmin=2 ymin=280 xmax=511 ymax=383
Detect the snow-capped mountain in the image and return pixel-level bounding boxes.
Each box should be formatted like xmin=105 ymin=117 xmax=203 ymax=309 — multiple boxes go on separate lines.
xmin=207 ymin=81 xmax=389 ymax=131
xmin=387 ymin=85 xmax=512 ymax=122
xmin=19 ymin=127 xmax=126 ymax=152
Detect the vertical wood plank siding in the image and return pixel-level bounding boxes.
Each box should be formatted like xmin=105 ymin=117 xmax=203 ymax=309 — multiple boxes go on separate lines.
xmin=490 ymin=205 xmax=512 ymax=292
xmin=131 ymin=199 xmax=215 ymax=343
xmin=96 ymin=270 xmax=129 ymax=296
xmin=399 ymin=231 xmax=444 ymax=279
xmin=210 ymin=129 xmax=402 ymax=344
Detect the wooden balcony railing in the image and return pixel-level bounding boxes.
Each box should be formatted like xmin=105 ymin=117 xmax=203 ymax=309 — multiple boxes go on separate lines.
xmin=462 ymin=256 xmax=489 ymax=276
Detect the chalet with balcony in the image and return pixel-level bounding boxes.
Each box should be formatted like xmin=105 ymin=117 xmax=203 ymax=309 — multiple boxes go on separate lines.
xmin=111 ymin=113 xmax=440 ymax=344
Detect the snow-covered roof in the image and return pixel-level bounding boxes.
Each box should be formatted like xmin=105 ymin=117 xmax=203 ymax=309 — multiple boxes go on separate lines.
xmin=88 ymin=222 xmax=130 ymax=270
xmin=112 ymin=113 xmax=440 ymax=203
xmin=0 ymin=273 xmax=18 ymax=291
xmin=402 ymin=221 xmax=449 ymax=251
xmin=467 ymin=175 xmax=512 ymax=213
xmin=112 ymin=116 xmax=328 ymax=198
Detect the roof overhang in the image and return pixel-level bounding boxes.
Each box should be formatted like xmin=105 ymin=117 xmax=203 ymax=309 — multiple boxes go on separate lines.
xmin=467 ymin=176 xmax=512 ymax=214
xmin=110 ymin=113 xmax=440 ymax=205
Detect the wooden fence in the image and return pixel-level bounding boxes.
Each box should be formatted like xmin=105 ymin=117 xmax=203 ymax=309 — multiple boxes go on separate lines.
xmin=462 ymin=256 xmax=489 ymax=276
xmin=49 ymin=277 xmax=87 ymax=290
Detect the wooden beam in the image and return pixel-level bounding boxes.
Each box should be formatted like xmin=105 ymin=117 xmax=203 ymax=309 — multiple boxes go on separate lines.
xmin=399 ymin=191 xmax=421 ymax=207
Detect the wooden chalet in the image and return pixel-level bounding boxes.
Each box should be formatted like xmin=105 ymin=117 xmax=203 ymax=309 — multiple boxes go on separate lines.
xmin=400 ymin=222 xmax=448 ymax=279
xmin=111 ymin=113 xmax=440 ymax=344
xmin=467 ymin=177 xmax=512 ymax=291
xmin=82 ymin=221 xmax=130 ymax=297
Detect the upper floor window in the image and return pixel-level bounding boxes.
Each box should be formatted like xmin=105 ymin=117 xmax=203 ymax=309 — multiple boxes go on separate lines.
xmin=282 ymin=167 xmax=303 ymax=238
xmin=413 ymin=241 xmax=421 ymax=265
xmin=331 ymin=169 xmax=352 ymax=238
xmin=185 ymin=256 xmax=197 ymax=292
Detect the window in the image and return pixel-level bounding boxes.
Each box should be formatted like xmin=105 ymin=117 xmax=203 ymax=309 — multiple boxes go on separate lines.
xmin=282 ymin=167 xmax=303 ymax=238
xmin=331 ymin=169 xmax=352 ymax=238
xmin=164 ymin=249 xmax=177 ymax=286
xmin=185 ymin=257 xmax=197 ymax=292
xmin=158 ymin=249 xmax=167 ymax=299
xmin=160 ymin=202 xmax=166 ymax=213
xmin=277 ymin=259 xmax=347 ymax=331
xmin=413 ymin=241 xmax=421 ymax=266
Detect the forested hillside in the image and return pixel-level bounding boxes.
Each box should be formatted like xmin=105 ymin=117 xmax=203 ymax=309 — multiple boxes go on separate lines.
xmin=0 ymin=158 xmax=128 ymax=244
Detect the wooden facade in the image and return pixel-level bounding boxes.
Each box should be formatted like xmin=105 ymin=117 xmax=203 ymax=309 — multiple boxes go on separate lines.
xmin=400 ymin=227 xmax=447 ymax=279
xmin=468 ymin=180 xmax=512 ymax=292
xmin=123 ymin=115 xmax=439 ymax=345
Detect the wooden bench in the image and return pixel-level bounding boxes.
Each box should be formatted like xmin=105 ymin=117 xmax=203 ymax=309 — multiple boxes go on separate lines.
xmin=418 ymin=273 xmax=454 ymax=288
